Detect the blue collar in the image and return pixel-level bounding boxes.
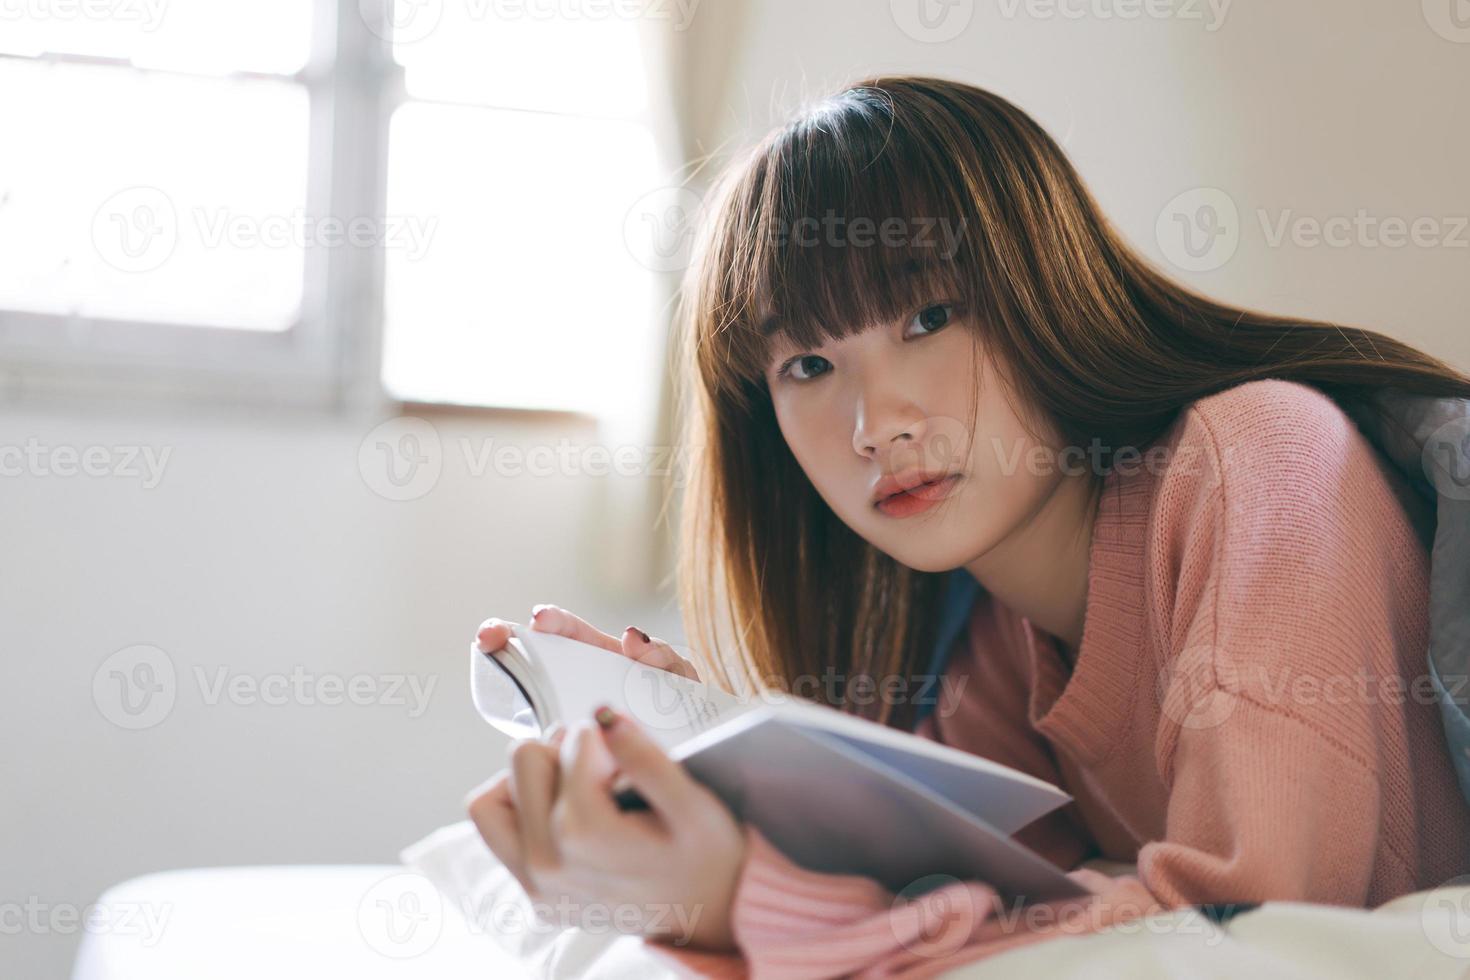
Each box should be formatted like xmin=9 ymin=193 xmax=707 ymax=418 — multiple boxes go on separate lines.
xmin=911 ymin=568 xmax=982 ymax=728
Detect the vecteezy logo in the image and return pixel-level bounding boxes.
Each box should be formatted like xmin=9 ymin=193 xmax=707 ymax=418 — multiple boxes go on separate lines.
xmin=890 ymin=0 xmax=975 ymax=43
xmin=889 ymin=874 xmax=978 ymax=957
xmin=357 ymin=872 xmax=444 ymax=959
xmin=623 ymin=185 xmax=704 ymax=274
xmin=1155 ymin=646 xmax=1238 ymax=731
xmin=357 ymin=417 xmax=443 ymax=502
xmin=620 ymin=660 xmax=716 ymax=733
xmin=1423 ymin=415 xmax=1470 ymax=501
xmin=359 ymin=0 xmax=444 ymax=44
xmin=889 ymin=416 xmax=972 ymax=478
xmin=1421 ymin=875 xmax=1470 ymax=959
xmin=92 ymin=186 xmax=178 ymax=274
xmin=1156 ymin=187 xmax=1239 ymax=273
xmin=93 ymin=645 xmax=178 ymax=730
xmin=1423 ymin=0 xmax=1470 ymax=42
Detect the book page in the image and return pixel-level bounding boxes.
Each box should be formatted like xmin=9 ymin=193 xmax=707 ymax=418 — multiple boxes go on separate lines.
xmin=470 ymin=641 xmax=543 ymax=741
xmin=511 ymin=627 xmax=749 ymax=750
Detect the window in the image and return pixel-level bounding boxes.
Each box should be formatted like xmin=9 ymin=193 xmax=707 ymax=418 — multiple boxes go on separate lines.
xmin=0 ymin=1 xmax=672 ymax=417
xmin=378 ymin=3 xmax=668 ymax=416
xmin=0 ymin=1 xmax=339 ymax=405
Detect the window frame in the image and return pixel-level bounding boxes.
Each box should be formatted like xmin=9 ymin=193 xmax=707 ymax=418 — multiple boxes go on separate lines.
xmin=0 ymin=0 xmax=398 ymax=413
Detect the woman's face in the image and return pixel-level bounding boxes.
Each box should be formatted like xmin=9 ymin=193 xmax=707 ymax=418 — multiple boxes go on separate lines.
xmin=764 ymin=304 xmax=1065 ymax=573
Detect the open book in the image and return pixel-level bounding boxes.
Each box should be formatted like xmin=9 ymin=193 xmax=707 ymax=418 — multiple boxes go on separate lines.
xmin=471 ymin=625 xmax=1085 ymax=900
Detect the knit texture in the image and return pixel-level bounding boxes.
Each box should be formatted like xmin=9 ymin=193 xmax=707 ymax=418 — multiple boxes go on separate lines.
xmin=651 ymin=380 xmax=1470 ymax=979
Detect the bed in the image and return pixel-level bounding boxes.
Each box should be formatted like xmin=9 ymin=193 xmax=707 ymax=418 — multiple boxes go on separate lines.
xmin=73 ymin=821 xmax=1470 ymax=980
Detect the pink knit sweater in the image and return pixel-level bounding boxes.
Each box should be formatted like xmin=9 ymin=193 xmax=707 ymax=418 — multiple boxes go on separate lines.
xmin=654 ymin=379 xmax=1470 ymax=979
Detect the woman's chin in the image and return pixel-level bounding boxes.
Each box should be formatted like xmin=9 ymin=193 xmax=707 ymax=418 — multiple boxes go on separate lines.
xmin=879 ymin=541 xmax=983 ymax=575
xmin=857 ymin=510 xmax=998 ymax=574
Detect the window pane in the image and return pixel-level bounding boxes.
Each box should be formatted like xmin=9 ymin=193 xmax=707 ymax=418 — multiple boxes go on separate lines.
xmin=0 ymin=0 xmax=312 ymax=75
xmin=0 ymin=61 xmax=309 ymax=330
xmin=381 ymin=102 xmax=663 ymax=414
xmin=389 ymin=1 xmax=649 ymax=117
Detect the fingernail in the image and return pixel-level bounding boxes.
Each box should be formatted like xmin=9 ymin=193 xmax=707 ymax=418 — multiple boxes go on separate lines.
xmin=594 ymin=705 xmax=618 ymax=730
xmin=625 ymin=626 xmax=650 ymax=644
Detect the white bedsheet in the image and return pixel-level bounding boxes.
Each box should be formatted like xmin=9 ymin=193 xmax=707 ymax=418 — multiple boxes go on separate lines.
xmin=404 ymin=820 xmax=1470 ymax=980
xmin=70 ymin=863 xmax=531 ymax=980
xmin=70 ymin=827 xmax=1470 ymax=980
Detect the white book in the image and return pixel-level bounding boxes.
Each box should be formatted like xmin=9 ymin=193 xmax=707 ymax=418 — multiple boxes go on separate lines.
xmin=472 ymin=625 xmax=1085 ymax=900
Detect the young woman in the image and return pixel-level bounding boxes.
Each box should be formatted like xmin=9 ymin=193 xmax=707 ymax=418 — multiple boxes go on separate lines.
xmin=466 ymin=75 xmax=1470 ymax=978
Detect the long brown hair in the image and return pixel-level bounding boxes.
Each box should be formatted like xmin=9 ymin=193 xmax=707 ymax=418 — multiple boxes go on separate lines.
xmin=673 ymin=74 xmax=1470 ymax=729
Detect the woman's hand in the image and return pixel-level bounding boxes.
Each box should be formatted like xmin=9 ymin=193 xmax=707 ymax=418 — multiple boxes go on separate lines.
xmin=465 ymin=706 xmax=746 ymax=951
xmin=476 ymin=605 xmax=701 ymax=682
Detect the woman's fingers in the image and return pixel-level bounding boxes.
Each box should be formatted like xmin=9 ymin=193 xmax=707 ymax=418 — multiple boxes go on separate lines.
xmin=474 ymin=617 xmax=516 ymax=654
xmin=464 ymin=772 xmax=532 ymax=892
xmin=475 ymin=607 xmax=620 ymax=658
xmin=594 ymin=706 xmax=705 ymax=819
xmin=508 ymin=739 xmax=562 ymax=878
xmin=528 ymin=604 xmax=624 ymax=655
xmin=620 ymin=628 xmax=700 ymax=681
xmin=476 ymin=607 xmax=699 ymax=682
xmin=464 ymin=722 xmax=570 ymax=897
xmin=557 ymin=722 xmax=622 ymax=823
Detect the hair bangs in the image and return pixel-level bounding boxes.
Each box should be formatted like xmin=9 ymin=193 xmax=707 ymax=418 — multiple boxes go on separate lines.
xmin=707 ymin=86 xmax=982 ymax=398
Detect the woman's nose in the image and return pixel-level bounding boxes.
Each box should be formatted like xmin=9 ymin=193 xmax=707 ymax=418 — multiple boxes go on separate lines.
xmin=851 ymin=384 xmax=928 ymax=458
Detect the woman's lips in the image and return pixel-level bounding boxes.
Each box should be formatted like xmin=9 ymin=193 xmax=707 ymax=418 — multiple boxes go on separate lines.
xmin=874 ymin=474 xmax=962 ymax=518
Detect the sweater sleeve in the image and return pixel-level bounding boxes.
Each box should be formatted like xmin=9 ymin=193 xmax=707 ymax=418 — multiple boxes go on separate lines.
xmin=648 ymin=821 xmax=1161 ymax=980
xmin=1134 ymin=393 xmax=1426 ymax=905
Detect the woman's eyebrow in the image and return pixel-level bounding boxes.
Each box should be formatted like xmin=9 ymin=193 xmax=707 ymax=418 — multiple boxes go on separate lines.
xmin=765 ymin=333 xmax=797 ymax=365
xmin=756 ymin=256 xmax=957 ymax=355
xmin=890 ymin=255 xmax=957 ymax=288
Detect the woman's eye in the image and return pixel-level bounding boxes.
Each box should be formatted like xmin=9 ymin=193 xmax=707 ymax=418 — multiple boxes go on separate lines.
xmin=906 ymin=303 xmax=954 ymax=338
xmin=785 ymin=354 xmax=832 ymax=381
